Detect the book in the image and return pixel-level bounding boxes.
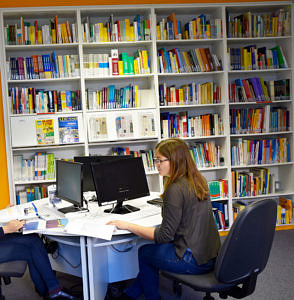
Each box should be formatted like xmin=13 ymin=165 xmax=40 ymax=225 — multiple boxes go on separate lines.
xmin=58 ymin=116 xmax=79 ymax=144
xmin=35 ymin=119 xmax=55 ymax=145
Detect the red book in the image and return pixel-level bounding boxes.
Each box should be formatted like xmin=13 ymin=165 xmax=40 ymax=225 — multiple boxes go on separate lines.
xmin=111 ymin=49 xmax=119 ymax=75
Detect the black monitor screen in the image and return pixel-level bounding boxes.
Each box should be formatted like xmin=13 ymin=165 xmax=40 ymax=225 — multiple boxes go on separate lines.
xmin=74 ymin=155 xmax=131 ymax=193
xmin=56 ymin=160 xmax=84 ymax=213
xmin=91 ymin=157 xmax=150 ymax=214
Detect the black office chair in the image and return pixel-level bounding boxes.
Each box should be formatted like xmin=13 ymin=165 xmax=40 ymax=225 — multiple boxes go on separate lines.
xmin=0 ymin=261 xmax=27 ymax=300
xmin=162 ymin=199 xmax=277 ymax=300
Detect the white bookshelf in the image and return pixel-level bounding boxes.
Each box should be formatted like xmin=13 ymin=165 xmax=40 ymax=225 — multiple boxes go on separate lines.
xmin=0 ymin=2 xmax=293 ymax=230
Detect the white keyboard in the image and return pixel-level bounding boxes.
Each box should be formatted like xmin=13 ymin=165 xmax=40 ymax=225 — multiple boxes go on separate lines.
xmin=121 ymin=205 xmax=161 ymax=221
xmin=36 ymin=206 xmax=65 ymax=220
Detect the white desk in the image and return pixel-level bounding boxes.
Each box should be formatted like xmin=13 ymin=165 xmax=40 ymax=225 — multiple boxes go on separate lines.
xmin=85 ymin=197 xmax=162 ymax=300
xmin=1 ymin=195 xmax=162 ymax=300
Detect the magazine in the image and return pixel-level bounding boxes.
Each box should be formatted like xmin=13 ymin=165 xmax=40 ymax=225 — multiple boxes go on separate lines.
xmin=35 ymin=119 xmax=55 ymax=145
xmin=58 ymin=116 xmax=79 ymax=144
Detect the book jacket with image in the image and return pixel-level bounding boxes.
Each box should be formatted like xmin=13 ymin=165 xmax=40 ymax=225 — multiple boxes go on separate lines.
xmin=58 ymin=116 xmax=79 ymax=144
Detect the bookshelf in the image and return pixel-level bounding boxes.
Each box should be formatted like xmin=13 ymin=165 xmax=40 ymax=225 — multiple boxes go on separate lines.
xmin=0 ymin=2 xmax=293 ymax=231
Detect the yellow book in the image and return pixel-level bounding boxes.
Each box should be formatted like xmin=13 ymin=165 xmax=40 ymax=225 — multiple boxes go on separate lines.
xmin=192 ymin=20 xmax=197 ymax=39
xmin=28 ymin=92 xmax=33 ymax=113
xmin=129 ymin=25 xmax=135 ymax=41
xmin=133 ymin=59 xmax=139 ymax=75
xmin=195 ymin=48 xmax=205 ymax=72
xmin=178 ymin=88 xmax=184 ymax=105
xmin=37 ymin=30 xmax=42 ymax=44
xmin=125 ymin=19 xmax=130 ymax=41
xmin=118 ymin=60 xmax=124 ymax=75
xmin=60 ymin=91 xmax=67 ymax=111
xmin=103 ymin=27 xmax=108 ymax=42
xmin=57 ymin=55 xmax=64 ymax=77
xmin=163 ymin=29 xmax=167 ymax=40
xmin=206 ymin=23 xmax=211 ymax=39
xmin=142 ymin=50 xmax=150 ymax=74
xmin=207 ymin=82 xmax=212 ymax=103
xmin=98 ymin=23 xmax=104 ymax=42
xmin=156 ymin=25 xmax=160 ymax=40
xmin=134 ymin=85 xmax=139 ymax=107
xmin=30 ymin=25 xmax=35 ymax=45
xmin=65 ymin=55 xmax=71 ymax=77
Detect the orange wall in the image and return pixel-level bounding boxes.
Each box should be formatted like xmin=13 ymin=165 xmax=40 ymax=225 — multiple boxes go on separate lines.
xmin=0 ymin=73 xmax=10 ymax=208
xmin=0 ymin=0 xmax=283 ymax=207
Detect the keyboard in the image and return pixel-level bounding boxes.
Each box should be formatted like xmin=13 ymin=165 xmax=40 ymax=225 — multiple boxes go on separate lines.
xmin=36 ymin=206 xmax=65 ymax=220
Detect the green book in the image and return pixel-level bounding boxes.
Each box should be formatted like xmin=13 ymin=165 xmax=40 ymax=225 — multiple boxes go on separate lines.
xmin=120 ymin=52 xmax=129 ymax=74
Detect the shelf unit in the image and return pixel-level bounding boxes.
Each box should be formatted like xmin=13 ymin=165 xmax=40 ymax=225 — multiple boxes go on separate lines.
xmin=0 ymin=2 xmax=293 ymax=230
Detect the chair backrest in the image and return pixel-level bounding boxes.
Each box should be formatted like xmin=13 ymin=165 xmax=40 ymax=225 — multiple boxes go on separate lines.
xmin=0 ymin=261 xmax=27 ymax=278
xmin=215 ymin=199 xmax=277 ymax=284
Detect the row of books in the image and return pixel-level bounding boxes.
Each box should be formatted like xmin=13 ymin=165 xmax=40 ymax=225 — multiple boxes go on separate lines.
xmin=82 ymin=14 xmax=151 ymax=43
xmin=83 ymin=49 xmax=150 ymax=77
xmin=112 ymin=147 xmax=156 ymax=173
xmin=16 ymin=186 xmax=48 ymax=204
xmin=161 ymin=112 xmax=224 ymax=139
xmin=86 ymin=85 xmax=139 ymax=110
xmin=13 ymin=152 xmax=55 ymax=182
xmin=8 ymin=52 xmax=80 ymax=80
xmin=9 ymin=87 xmax=81 ymax=114
xmin=88 ymin=112 xmax=156 ymax=141
xmin=4 ymin=16 xmax=77 ymax=45
xmin=230 ymin=107 xmax=290 ymax=134
xmin=189 ymin=141 xmax=223 ymax=168
xmin=158 ymin=47 xmax=222 ymax=74
xmin=231 ymin=167 xmax=273 ymax=198
xmin=226 ymin=8 xmax=290 ymax=38
xmin=228 ymin=78 xmax=290 ymax=103
xmin=212 ymin=201 xmax=229 ymax=230
xmin=156 ymin=12 xmax=223 ymax=40
xmin=228 ymin=45 xmax=288 ymax=71
xmin=159 ymin=82 xmax=222 ymax=106
xmin=208 ymin=179 xmax=228 ymax=199
xmin=231 ymin=137 xmax=290 ymax=166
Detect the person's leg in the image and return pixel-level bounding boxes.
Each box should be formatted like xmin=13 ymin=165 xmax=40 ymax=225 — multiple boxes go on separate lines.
xmin=0 ymin=233 xmax=51 ymax=295
xmin=125 ymin=243 xmax=215 ymax=300
xmin=10 ymin=234 xmax=60 ymax=292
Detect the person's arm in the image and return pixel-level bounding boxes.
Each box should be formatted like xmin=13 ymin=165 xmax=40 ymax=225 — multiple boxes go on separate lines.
xmin=107 ymin=220 xmax=155 ymax=240
xmin=1 ymin=220 xmax=25 ymax=235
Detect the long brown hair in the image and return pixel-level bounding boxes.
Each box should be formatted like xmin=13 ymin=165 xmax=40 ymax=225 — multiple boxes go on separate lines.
xmin=155 ymin=138 xmax=209 ymax=201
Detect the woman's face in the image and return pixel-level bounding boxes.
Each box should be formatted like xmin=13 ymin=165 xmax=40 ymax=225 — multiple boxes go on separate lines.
xmin=154 ymin=151 xmax=170 ymax=177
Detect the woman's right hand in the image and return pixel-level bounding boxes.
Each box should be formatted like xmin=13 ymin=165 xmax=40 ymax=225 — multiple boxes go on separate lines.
xmin=3 ymin=220 xmax=25 ymax=234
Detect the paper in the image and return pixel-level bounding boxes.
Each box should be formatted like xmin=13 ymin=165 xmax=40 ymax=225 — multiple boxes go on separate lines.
xmin=23 ymin=220 xmax=46 ymax=234
xmin=65 ymin=218 xmax=115 ymax=240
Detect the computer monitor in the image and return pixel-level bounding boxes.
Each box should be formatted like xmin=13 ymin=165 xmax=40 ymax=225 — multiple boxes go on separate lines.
xmin=74 ymin=155 xmax=131 ymax=195
xmin=91 ymin=156 xmax=150 ymax=214
xmin=56 ymin=159 xmax=86 ymax=214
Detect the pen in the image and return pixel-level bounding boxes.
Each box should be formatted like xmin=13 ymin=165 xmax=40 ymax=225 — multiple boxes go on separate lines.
xmin=31 ymin=203 xmax=44 ymax=220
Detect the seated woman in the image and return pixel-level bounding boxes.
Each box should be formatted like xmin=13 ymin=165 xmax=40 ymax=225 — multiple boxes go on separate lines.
xmin=0 ymin=219 xmax=79 ymax=299
xmin=108 ymin=138 xmax=221 ymax=300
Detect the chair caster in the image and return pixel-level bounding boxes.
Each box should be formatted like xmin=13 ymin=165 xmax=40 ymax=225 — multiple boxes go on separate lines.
xmin=173 ymin=280 xmax=182 ymax=298
xmin=203 ymin=292 xmax=215 ymax=300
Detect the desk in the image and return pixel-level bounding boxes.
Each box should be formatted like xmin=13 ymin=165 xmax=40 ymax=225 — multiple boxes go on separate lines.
xmin=85 ymin=196 xmax=162 ymax=300
xmin=1 ymin=195 xmax=161 ymax=300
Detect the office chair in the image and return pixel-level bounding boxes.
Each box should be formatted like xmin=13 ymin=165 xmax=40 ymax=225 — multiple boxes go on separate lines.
xmin=161 ymin=198 xmax=277 ymax=300
xmin=0 ymin=261 xmax=27 ymax=300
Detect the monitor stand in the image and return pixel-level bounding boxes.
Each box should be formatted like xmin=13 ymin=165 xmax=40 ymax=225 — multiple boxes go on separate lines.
xmin=58 ymin=206 xmax=88 ymax=214
xmin=104 ymin=201 xmax=140 ymax=214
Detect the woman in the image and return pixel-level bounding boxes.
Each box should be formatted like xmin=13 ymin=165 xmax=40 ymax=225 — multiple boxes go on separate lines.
xmin=108 ymin=138 xmax=221 ymax=300
xmin=0 ymin=219 xmax=78 ymax=299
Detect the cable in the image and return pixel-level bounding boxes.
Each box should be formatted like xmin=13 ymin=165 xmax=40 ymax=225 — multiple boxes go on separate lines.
xmin=52 ymin=248 xmax=81 ymax=269
xmin=111 ymin=241 xmax=135 ymax=253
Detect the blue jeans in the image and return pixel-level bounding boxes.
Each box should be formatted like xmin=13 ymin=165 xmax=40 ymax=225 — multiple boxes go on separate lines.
xmin=125 ymin=242 xmax=215 ymax=300
xmin=0 ymin=233 xmax=60 ymax=296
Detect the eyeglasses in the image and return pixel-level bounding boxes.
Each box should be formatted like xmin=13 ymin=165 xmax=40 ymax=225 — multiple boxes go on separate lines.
xmin=153 ymin=158 xmax=169 ymax=165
